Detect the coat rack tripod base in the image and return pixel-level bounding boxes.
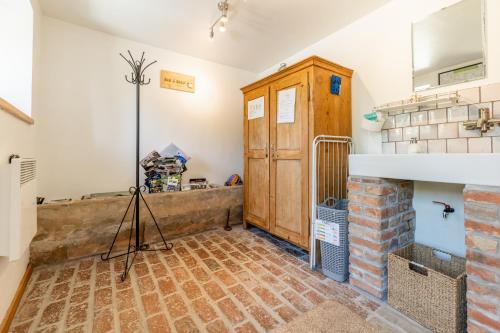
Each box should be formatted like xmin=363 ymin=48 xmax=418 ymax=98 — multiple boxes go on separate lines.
xmin=101 ymin=50 xmax=173 ymax=281
xmin=101 ymin=185 xmax=173 ymax=281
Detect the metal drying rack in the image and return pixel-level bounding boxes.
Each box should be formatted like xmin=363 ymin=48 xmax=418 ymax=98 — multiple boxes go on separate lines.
xmin=310 ymin=135 xmax=353 ymax=270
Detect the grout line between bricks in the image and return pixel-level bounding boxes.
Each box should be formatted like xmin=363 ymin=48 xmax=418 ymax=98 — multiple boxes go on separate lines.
xmin=9 ymin=226 xmax=433 ymax=333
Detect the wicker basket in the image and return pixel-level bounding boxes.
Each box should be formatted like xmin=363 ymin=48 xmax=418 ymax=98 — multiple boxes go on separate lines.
xmin=388 ymin=243 xmax=467 ymax=333
xmin=317 ymin=198 xmax=349 ymax=282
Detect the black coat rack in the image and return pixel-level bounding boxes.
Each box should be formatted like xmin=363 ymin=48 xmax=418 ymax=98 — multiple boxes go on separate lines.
xmin=101 ymin=51 xmax=173 ymax=281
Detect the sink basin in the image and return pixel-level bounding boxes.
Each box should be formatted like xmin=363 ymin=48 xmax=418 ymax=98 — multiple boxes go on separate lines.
xmin=349 ymin=153 xmax=500 ymax=186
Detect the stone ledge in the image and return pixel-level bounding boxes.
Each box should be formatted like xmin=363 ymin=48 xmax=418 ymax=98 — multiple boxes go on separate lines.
xmin=31 ymin=186 xmax=243 ymax=266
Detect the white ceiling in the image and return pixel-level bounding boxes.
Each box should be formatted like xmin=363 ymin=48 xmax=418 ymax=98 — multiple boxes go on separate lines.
xmin=413 ymin=0 xmax=484 ymax=75
xmin=38 ymin=0 xmax=390 ymax=73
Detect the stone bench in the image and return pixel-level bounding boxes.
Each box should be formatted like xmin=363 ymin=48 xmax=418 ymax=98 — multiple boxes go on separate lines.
xmin=31 ymin=186 xmax=243 ymax=266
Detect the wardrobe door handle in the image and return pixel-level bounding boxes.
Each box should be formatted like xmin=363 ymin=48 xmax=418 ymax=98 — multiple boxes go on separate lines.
xmin=265 ymin=144 xmax=269 ymax=158
xmin=271 ymin=144 xmax=276 ymax=160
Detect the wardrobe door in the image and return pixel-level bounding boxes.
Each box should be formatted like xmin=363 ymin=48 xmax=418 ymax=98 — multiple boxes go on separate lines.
xmin=269 ymin=70 xmax=309 ymax=248
xmin=244 ymin=86 xmax=270 ymax=230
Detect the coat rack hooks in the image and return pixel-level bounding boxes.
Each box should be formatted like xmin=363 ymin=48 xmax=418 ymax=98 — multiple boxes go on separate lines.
xmin=119 ymin=50 xmax=157 ymax=86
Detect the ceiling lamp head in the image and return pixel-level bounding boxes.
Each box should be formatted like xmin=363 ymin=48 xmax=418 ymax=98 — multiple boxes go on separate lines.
xmin=219 ymin=1 xmax=229 ymax=23
xmin=209 ymin=0 xmax=229 ymax=39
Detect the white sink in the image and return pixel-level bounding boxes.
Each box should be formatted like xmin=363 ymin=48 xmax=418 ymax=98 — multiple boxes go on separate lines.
xmin=349 ymin=153 xmax=500 ymax=186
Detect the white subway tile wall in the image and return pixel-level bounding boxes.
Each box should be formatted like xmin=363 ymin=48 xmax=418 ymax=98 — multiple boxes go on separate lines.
xmin=428 ymin=109 xmax=447 ymax=124
xmin=494 ymin=101 xmax=500 ymax=118
xmin=403 ymin=126 xmax=419 ymax=141
xmin=396 ymin=141 xmax=409 ymax=154
xmin=388 ymin=128 xmax=402 ymax=142
xmin=447 ymin=106 xmax=468 ymax=122
xmin=493 ymin=137 xmax=500 ymax=153
xmin=469 ymin=102 xmax=492 ymax=120
xmin=378 ymin=84 xmax=500 ymax=154
xmin=418 ymin=140 xmax=428 ymax=153
xmin=485 ymin=125 xmax=500 ymax=137
xmin=419 ymin=125 xmax=438 ymax=140
xmin=395 ymin=113 xmax=410 ymax=127
xmin=411 ymin=111 xmax=428 ymax=126
xmin=438 ymin=123 xmax=458 ymax=139
xmin=458 ymin=122 xmax=481 ymax=138
xmin=381 ymin=130 xmax=388 ymax=142
xmin=447 ymin=138 xmax=468 ymax=153
xmin=468 ymin=137 xmax=492 ymax=153
xmin=382 ymin=116 xmax=395 ymax=129
xmin=382 ymin=142 xmax=396 ymax=154
xmin=428 ymin=140 xmax=447 ymax=154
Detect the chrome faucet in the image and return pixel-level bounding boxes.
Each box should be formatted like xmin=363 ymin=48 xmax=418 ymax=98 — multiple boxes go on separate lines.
xmin=463 ymin=108 xmax=500 ymax=133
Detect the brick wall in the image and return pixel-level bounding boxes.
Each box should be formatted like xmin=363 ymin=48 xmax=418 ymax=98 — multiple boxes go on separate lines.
xmin=347 ymin=176 xmax=415 ymax=299
xmin=464 ymin=185 xmax=500 ymax=333
xmin=347 ymin=178 xmax=500 ymax=329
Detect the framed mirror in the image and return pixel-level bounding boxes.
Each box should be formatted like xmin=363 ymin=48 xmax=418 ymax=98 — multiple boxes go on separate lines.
xmin=412 ymin=0 xmax=486 ymax=91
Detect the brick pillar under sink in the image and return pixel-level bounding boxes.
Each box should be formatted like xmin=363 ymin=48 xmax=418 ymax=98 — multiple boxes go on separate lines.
xmin=346 ymin=178 xmax=500 ymax=330
xmin=464 ymin=185 xmax=500 ymax=333
xmin=347 ymin=176 xmax=415 ymax=299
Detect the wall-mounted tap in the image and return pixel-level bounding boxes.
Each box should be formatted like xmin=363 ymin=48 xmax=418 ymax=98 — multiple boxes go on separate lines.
xmin=463 ymin=108 xmax=500 ymax=133
xmin=433 ymin=201 xmax=455 ymax=219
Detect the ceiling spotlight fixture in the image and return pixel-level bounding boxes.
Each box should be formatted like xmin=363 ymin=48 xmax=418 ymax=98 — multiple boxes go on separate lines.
xmin=209 ymin=0 xmax=229 ymax=39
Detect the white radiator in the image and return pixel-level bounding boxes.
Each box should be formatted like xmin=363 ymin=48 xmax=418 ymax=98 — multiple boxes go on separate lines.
xmin=0 ymin=158 xmax=37 ymax=261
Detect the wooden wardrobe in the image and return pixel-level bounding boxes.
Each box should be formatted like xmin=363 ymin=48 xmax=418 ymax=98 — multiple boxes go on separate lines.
xmin=241 ymin=56 xmax=353 ymax=250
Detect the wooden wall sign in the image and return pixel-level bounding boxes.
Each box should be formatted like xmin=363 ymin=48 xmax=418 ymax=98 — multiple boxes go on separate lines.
xmin=160 ymin=70 xmax=195 ymax=93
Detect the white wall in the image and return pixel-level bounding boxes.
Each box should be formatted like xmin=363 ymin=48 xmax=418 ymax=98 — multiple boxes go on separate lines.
xmin=0 ymin=0 xmax=33 ymax=116
xmin=260 ymin=0 xmax=500 ymax=155
xmin=0 ymin=0 xmax=40 ymax=324
xmin=37 ymin=17 xmax=257 ymax=200
xmin=413 ymin=182 xmax=466 ymax=256
xmin=260 ymin=0 xmax=500 ymax=257
xmin=0 ymin=116 xmax=33 ymax=327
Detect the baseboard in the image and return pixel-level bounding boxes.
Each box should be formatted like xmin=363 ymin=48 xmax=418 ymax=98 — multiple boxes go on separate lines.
xmin=0 ymin=264 xmax=33 ymax=333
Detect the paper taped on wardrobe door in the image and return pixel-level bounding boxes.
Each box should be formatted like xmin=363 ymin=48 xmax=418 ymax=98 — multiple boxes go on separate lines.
xmin=277 ymin=87 xmax=296 ymax=123
xmin=248 ymin=96 xmax=264 ymax=120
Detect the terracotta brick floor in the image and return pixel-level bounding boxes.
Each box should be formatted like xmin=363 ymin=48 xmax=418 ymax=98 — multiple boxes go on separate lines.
xmin=10 ymin=226 xmax=429 ymax=333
